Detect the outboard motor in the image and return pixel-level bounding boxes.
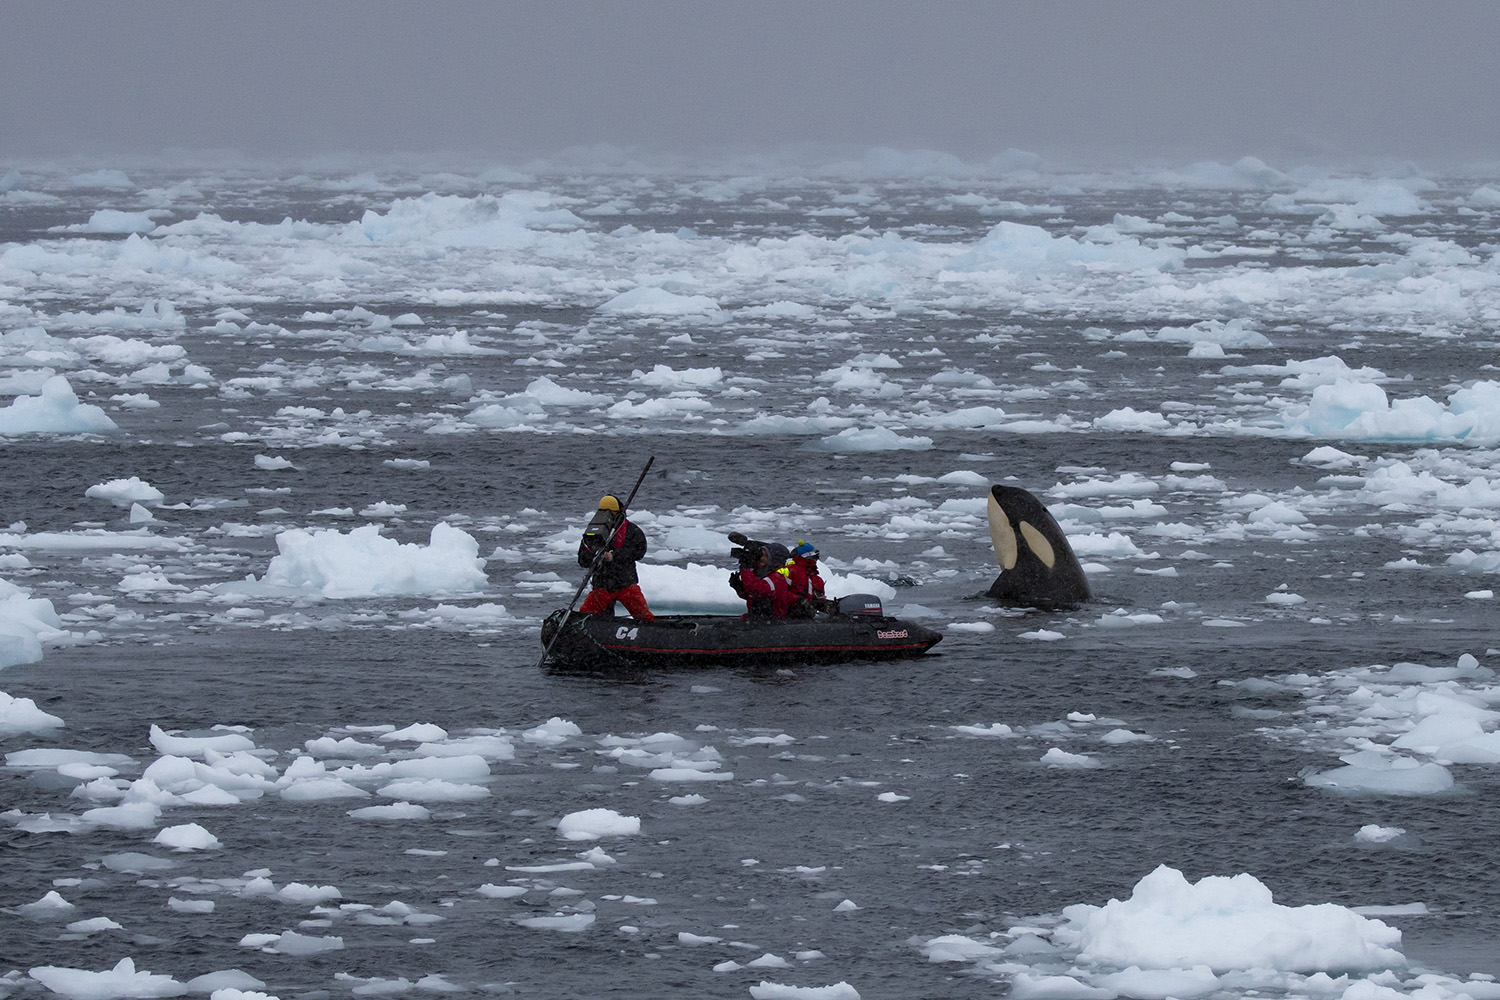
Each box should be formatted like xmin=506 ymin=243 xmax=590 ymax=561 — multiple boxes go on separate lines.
xmin=836 ymin=594 xmax=884 ymax=616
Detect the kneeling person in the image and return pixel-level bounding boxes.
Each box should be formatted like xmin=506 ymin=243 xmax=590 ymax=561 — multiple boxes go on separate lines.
xmin=730 ymin=541 xmax=792 ymax=619
xmin=782 ymin=540 xmax=827 ymax=618
xmin=577 ymin=494 xmax=654 ymax=621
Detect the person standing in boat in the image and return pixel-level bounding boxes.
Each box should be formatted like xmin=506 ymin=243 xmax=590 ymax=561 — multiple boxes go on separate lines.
xmin=782 ymin=540 xmax=827 ymax=617
xmin=577 ymin=494 xmax=655 ymax=621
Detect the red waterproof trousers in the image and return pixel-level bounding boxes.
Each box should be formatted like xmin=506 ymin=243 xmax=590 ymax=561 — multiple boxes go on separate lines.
xmin=579 ymin=584 xmax=655 ymax=621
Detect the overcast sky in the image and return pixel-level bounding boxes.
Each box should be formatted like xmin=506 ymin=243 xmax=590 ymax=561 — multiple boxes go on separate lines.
xmin=4 ymin=1 xmax=1498 ymax=167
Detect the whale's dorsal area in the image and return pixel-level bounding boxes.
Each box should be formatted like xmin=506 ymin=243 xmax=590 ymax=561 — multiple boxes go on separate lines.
xmin=985 ymin=484 xmax=1091 ymax=608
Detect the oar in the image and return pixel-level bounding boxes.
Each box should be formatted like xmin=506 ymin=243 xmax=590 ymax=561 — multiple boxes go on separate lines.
xmin=535 ymin=455 xmax=655 ymax=669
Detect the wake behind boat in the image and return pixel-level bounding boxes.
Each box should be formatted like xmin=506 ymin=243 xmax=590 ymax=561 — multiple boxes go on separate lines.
xmin=539 ymin=595 xmax=942 ymax=671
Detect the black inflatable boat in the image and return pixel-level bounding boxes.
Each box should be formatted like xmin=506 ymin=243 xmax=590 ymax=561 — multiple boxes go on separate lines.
xmin=539 ymin=594 xmax=942 ymax=671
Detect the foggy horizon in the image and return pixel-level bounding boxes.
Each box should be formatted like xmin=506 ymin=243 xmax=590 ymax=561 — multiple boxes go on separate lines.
xmin=3 ymin=1 xmax=1499 ymax=171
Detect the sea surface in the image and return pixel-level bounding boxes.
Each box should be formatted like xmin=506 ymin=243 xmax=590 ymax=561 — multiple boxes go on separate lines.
xmin=2 ymin=156 xmax=1499 ymax=997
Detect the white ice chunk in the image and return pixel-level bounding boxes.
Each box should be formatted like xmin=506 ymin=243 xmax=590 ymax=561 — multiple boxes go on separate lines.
xmin=86 ymin=477 xmax=163 ymax=507
xmin=276 ymin=882 xmax=342 ymax=905
xmin=149 ymin=725 xmax=255 ymax=757
xmin=556 ymin=808 xmax=641 ymax=840
xmin=376 ymin=779 xmax=490 ymax=802
xmin=1053 ymin=864 xmax=1403 ymax=972
xmin=244 ymin=524 xmax=487 ymax=598
xmin=1041 ymin=748 xmax=1103 ymax=769
xmin=748 ymin=983 xmax=860 ymax=1000
xmin=18 ymin=890 xmax=76 ymax=917
xmin=1304 ymin=750 xmax=1455 ymax=796
xmin=0 ymin=375 xmax=117 ymax=434
xmin=597 ymin=286 xmax=722 ymax=318
xmin=0 ymin=689 xmax=66 ymax=733
xmin=28 ymin=958 xmax=186 ymax=1000
xmin=522 ymin=717 xmax=581 ymax=746
xmin=514 ymin=913 xmax=595 ymax=932
xmin=153 ymin=823 xmax=222 ymax=851
xmin=347 ymin=801 xmax=432 ymax=821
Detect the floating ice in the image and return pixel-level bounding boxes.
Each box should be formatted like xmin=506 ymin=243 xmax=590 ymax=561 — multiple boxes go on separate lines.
xmin=1094 ymin=407 xmax=1172 ymax=432
xmin=153 ymin=823 xmax=221 ymax=851
xmin=0 ymin=690 xmax=65 ymax=733
xmin=347 ymin=801 xmax=431 ymax=821
xmin=950 ymin=220 xmax=1185 ymax=274
xmin=56 ymin=210 xmax=162 ymax=235
xmin=1287 ymin=378 xmax=1500 ymax=444
xmin=815 ymin=426 xmax=933 ymax=452
xmin=149 ymin=725 xmax=255 ymax=757
xmin=66 ymin=916 xmax=124 ymax=935
xmin=0 ymin=577 xmax=66 ymax=669
xmin=186 ymin=973 xmax=264 ymax=995
xmin=167 ymin=898 xmax=214 ymax=914
xmin=242 ymin=523 xmax=488 ymax=598
xmin=515 ymin=375 xmax=612 ymax=406
xmin=1054 ymin=865 xmax=1403 ymax=973
xmin=18 ymin=890 xmax=76 ymax=917
xmin=1041 ymin=748 xmax=1102 ymax=769
xmin=633 ymin=364 xmax=722 ymax=389
xmin=477 ymin=883 xmax=528 ymax=898
xmin=376 ymin=778 xmax=490 ymax=802
xmin=556 ymin=807 xmax=641 ymax=840
xmin=1355 ymin=825 xmax=1406 ymax=844
xmin=598 ymin=286 xmax=722 ymax=318
xmin=749 ymin=983 xmax=860 ymax=1000
xmin=205 ymin=989 xmax=273 ymax=1000
xmin=85 ymin=479 xmax=162 ymax=509
xmin=1303 ymin=750 xmax=1455 ymax=796
xmin=514 ymin=913 xmax=595 ymax=932
xmin=262 ymin=931 xmax=345 ymax=955
xmin=28 ymin=958 xmax=186 ymax=1000
xmin=0 ymin=375 xmax=117 ymax=435
xmin=952 ymin=723 xmax=1015 ymax=737
xmin=276 ymin=882 xmax=341 ymax=904
xmin=522 ymin=717 xmax=581 ymax=746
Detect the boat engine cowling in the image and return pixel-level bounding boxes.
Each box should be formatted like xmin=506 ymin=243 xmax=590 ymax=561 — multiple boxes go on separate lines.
xmin=836 ymin=594 xmax=884 ymax=616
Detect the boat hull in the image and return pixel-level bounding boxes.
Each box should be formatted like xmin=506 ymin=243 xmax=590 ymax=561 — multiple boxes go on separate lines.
xmin=540 ymin=610 xmax=942 ymax=670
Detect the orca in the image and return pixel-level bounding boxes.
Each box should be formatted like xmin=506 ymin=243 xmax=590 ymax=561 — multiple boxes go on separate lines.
xmin=985 ymin=484 xmax=1091 ymax=608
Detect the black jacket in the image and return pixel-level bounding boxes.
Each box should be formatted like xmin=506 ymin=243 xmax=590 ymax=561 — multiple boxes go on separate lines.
xmin=578 ymin=518 xmax=648 ymax=591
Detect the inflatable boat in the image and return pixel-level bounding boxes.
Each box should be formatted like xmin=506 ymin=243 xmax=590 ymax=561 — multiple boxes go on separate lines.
xmin=538 ymin=595 xmax=942 ymax=671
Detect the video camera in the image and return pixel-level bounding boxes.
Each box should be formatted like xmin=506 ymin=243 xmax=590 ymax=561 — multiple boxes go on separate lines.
xmin=727 ymin=531 xmax=765 ymax=568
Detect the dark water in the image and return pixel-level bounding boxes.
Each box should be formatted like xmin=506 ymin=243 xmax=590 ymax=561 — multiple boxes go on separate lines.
xmin=3 ymin=432 xmax=1498 ymax=997
xmin=3 ymin=166 xmax=1500 ymax=996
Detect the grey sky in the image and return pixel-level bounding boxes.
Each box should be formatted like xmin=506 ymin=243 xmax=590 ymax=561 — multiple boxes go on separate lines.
xmin=4 ymin=1 xmax=1498 ymax=167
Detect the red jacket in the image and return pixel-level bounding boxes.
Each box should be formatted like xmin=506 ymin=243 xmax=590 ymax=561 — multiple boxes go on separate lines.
xmin=784 ymin=556 xmax=824 ymax=599
xmin=738 ymin=566 xmax=793 ymax=617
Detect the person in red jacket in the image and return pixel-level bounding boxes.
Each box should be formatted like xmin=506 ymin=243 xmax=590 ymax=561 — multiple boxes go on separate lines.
xmin=577 ymin=495 xmax=654 ymax=621
xmin=730 ymin=541 xmax=792 ymax=619
xmin=782 ymin=540 xmax=826 ymax=617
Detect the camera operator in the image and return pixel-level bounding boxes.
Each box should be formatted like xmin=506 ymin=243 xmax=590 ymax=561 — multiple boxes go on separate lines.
xmin=728 ymin=538 xmax=792 ymax=619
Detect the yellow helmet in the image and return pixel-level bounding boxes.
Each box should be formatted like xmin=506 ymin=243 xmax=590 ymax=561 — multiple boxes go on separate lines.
xmin=597 ymin=495 xmax=620 ymax=511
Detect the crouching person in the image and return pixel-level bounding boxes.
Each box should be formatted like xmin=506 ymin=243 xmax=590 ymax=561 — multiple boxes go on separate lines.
xmin=730 ymin=541 xmax=792 ymax=619
xmin=782 ymin=540 xmax=828 ymax=618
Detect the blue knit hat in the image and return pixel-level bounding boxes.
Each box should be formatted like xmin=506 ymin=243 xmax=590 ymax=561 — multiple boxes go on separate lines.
xmin=794 ymin=541 xmax=817 ymax=558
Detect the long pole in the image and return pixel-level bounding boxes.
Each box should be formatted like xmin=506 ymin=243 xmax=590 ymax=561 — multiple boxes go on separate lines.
xmin=535 ymin=455 xmax=655 ymax=669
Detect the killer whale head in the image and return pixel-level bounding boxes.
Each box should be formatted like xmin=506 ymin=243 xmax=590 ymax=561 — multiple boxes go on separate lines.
xmin=985 ymin=484 xmax=1091 ymax=608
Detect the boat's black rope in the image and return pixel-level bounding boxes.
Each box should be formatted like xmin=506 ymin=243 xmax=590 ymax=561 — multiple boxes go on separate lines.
xmin=540 ymin=610 xmax=637 ymax=671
